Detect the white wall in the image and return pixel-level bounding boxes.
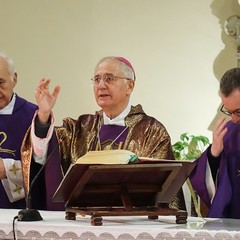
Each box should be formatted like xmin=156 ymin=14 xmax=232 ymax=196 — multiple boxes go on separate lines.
xmin=1 ymin=0 xmax=240 ymax=144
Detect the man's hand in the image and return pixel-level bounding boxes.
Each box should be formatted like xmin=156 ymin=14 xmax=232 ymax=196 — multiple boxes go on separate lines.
xmin=211 ymin=116 xmax=228 ymax=157
xmin=35 ymin=78 xmax=61 ymax=124
xmin=0 ymin=158 xmax=6 ymax=179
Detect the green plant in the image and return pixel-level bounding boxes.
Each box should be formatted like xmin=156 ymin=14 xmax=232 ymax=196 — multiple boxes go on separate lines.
xmin=172 ymin=132 xmax=210 ymax=161
xmin=172 ymin=132 xmax=210 ymax=217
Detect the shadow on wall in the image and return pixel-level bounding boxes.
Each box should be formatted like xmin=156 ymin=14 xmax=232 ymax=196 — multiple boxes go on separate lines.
xmin=208 ymin=0 xmax=240 ymax=131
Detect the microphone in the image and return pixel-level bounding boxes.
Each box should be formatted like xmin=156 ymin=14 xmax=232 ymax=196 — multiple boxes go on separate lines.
xmin=17 ymin=135 xmax=65 ymax=221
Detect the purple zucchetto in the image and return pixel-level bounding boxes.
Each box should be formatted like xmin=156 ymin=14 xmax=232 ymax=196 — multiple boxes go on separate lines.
xmin=115 ymin=57 xmax=136 ymax=80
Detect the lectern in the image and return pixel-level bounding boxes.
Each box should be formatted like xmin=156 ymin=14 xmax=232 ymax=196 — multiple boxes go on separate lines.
xmin=53 ymin=161 xmax=196 ymax=226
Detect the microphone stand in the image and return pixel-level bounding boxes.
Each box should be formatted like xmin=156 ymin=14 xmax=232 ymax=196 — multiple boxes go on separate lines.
xmin=18 ymin=136 xmax=65 ymax=221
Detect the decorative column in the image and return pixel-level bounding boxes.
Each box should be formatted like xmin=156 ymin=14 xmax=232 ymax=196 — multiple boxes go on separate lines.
xmin=225 ymin=15 xmax=240 ymax=67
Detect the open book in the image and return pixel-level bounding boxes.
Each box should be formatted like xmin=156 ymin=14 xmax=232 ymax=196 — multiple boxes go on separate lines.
xmin=76 ymin=149 xmax=138 ymax=164
xmin=75 ymin=149 xmax=195 ymax=165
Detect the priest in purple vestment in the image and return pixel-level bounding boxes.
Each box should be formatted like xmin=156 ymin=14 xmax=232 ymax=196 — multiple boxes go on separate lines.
xmin=190 ymin=67 xmax=240 ymax=219
xmin=0 ymin=53 xmax=38 ymax=209
xmin=21 ymin=56 xmax=186 ymax=211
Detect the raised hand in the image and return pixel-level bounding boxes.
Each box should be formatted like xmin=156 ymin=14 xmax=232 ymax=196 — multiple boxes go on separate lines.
xmin=35 ymin=78 xmax=61 ymax=124
xmin=211 ymin=116 xmax=228 ymax=157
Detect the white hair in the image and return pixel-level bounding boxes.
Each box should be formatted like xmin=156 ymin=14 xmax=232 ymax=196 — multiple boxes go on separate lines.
xmin=0 ymin=52 xmax=16 ymax=77
xmin=95 ymin=56 xmax=135 ymax=80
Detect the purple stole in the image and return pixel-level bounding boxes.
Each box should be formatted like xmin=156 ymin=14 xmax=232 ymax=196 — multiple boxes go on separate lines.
xmin=43 ymin=133 xmax=65 ymax=210
xmin=95 ymin=125 xmax=129 ymax=151
xmin=0 ymin=95 xmax=37 ymax=208
xmin=30 ymin=131 xmax=65 ymax=211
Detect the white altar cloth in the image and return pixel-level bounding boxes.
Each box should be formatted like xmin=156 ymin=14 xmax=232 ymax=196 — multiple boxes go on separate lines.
xmin=0 ymin=209 xmax=240 ymax=240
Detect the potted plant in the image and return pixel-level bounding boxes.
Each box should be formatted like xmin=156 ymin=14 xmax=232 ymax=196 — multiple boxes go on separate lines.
xmin=172 ymin=132 xmax=210 ymax=217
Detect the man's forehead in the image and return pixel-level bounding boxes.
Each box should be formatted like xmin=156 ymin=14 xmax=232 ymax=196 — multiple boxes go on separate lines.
xmin=95 ymin=59 xmax=120 ymax=74
xmin=222 ymin=98 xmax=240 ymax=111
xmin=0 ymin=59 xmax=9 ymax=72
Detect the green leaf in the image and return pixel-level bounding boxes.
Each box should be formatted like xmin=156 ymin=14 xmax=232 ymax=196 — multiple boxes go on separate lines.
xmin=173 ymin=151 xmax=181 ymax=160
xmin=172 ymin=133 xmax=210 ymax=161
xmin=172 ymin=141 xmax=184 ymax=150
xmin=180 ymin=132 xmax=189 ymax=142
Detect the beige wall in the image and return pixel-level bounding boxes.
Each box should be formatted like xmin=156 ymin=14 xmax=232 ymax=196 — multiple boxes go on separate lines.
xmin=1 ymin=0 xmax=239 ymax=144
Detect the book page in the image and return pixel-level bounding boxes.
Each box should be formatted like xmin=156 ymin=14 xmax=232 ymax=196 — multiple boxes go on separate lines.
xmin=76 ymin=149 xmax=138 ymax=164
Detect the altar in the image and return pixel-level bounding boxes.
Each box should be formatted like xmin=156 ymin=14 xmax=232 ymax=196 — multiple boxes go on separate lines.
xmin=1 ymin=209 xmax=240 ymax=240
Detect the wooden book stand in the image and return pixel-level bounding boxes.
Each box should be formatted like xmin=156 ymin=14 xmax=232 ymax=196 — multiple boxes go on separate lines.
xmin=53 ymin=161 xmax=196 ymax=226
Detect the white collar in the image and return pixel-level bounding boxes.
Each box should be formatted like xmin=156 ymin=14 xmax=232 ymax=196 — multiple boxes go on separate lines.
xmin=0 ymin=93 xmax=16 ymax=114
xmin=103 ymin=102 xmax=131 ymax=126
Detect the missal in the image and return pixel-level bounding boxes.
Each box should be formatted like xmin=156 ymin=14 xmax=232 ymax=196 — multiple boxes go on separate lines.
xmin=75 ymin=149 xmax=138 ymax=164
xmin=75 ymin=149 xmax=195 ymax=165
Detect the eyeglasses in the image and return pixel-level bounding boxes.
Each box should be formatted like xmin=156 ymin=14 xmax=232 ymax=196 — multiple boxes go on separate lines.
xmin=220 ymin=105 xmax=240 ymax=117
xmin=91 ymin=73 xmax=132 ymax=85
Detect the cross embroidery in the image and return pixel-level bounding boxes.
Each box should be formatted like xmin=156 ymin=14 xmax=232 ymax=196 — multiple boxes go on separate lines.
xmin=13 ymin=185 xmax=22 ymax=194
xmin=9 ymin=164 xmax=21 ymax=175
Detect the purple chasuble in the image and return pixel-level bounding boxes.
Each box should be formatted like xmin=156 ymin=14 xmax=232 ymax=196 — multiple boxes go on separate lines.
xmin=0 ymin=95 xmax=37 ymax=209
xmin=190 ymin=121 xmax=240 ymax=218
